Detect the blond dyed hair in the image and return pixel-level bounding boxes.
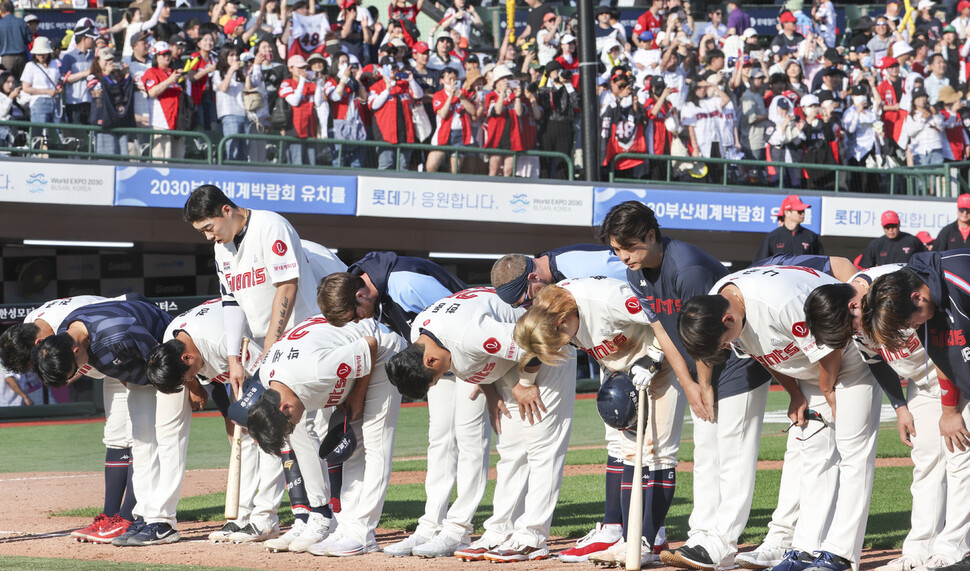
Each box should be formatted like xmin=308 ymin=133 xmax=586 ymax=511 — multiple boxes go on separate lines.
xmin=513 ymin=285 xmax=578 ymax=367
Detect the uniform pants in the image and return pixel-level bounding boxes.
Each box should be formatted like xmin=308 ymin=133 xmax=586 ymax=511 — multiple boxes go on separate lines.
xmin=288 ymin=407 xmax=332 ymax=509
xmin=334 ymin=370 xmax=401 ymax=544
xmin=902 ymin=380 xmax=946 ymax=561
xmin=237 ymin=432 xmax=285 ymax=530
xmin=415 ymin=376 xmax=490 ymax=542
xmin=762 ymin=427 xmax=809 ymax=550
xmin=933 ymin=393 xmax=970 ymax=561
xmin=479 ymin=355 xmax=576 ymax=548
xmin=128 ymin=383 xmax=192 ymax=527
xmin=103 ymin=377 xmax=131 ymax=449
xmin=686 ymin=383 xmax=770 ymax=569
xmin=620 ymin=364 xmax=686 ymax=468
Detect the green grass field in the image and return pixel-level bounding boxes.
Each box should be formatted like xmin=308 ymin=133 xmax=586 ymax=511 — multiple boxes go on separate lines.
xmin=4 ymin=389 xmax=915 ymax=567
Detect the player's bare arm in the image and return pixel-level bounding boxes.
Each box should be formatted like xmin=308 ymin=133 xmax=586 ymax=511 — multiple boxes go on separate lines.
xmin=895 ymin=404 xmax=915 ymax=448
xmin=512 ymin=362 xmax=545 ymax=425
xmin=650 ymin=320 xmax=695 ymax=399
xmin=340 ymin=336 xmax=378 ymax=421
xmin=482 ymin=382 xmax=510 ymax=435
xmin=770 ymin=370 xmax=808 ymax=426
xmin=817 ymin=350 xmax=842 ymax=419
xmin=938 ymin=368 xmax=970 ymax=452
xmin=693 ymin=360 xmax=716 ymax=422
xmin=264 ymin=279 xmax=298 ymax=354
xmin=184 ymin=376 xmax=208 ymax=412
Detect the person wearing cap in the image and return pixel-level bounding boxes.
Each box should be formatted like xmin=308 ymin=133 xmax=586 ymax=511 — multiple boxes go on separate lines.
xmin=799 ymin=93 xmax=842 ymax=190
xmin=409 ymin=41 xmax=439 ymax=101
xmin=278 ymin=54 xmax=321 ymax=165
xmin=915 ymin=0 xmax=943 ymax=41
xmin=876 ymin=56 xmax=904 ymax=142
xmin=771 ymin=11 xmax=804 ymax=55
xmin=536 ymin=61 xmax=578 ymax=180
xmin=917 ymin=230 xmax=935 ymax=250
xmin=325 ymin=52 xmax=368 ymax=168
xmin=425 ymin=66 xmax=476 ymax=173
xmin=246 ymin=316 xmax=405 ymax=557
xmin=24 ymin=14 xmax=39 ymax=54
xmin=124 ymin=31 xmax=154 ymax=133
xmin=859 ymin=211 xmax=926 ymax=268
xmin=553 ymin=33 xmax=579 ymax=89
xmin=594 ymin=6 xmax=621 ymax=56
xmin=753 ymin=195 xmax=824 ymax=261
xmin=739 ymin=66 xmax=771 ymax=174
xmin=534 ymin=10 xmax=560 ymax=66
xmin=952 ymin=0 xmax=970 ymax=39
xmin=767 ymin=94 xmax=806 ymax=188
xmin=61 ymin=25 xmax=99 ymax=129
xmin=843 ymin=82 xmax=883 ymax=193
xmin=337 ymin=0 xmax=370 ymax=64
xmin=88 ymin=47 xmax=136 ymax=156
xmin=20 ymin=35 xmax=63 ymax=139
xmin=142 ymin=41 xmax=186 ymax=159
xmin=0 ymin=2 xmax=30 ymax=79
xmin=428 ymin=33 xmax=464 ymax=80
xmin=368 ymin=53 xmax=424 ymax=170
xmin=482 ymin=66 xmax=522 ymax=176
xmin=932 ymin=194 xmax=970 ymax=250
xmin=213 ymin=44 xmax=261 ymax=162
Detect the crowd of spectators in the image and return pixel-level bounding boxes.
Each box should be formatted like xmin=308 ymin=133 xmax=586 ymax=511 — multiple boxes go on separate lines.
xmin=2 ymin=0 xmax=970 ymax=186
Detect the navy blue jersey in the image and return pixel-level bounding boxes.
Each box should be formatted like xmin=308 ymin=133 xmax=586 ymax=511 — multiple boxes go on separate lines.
xmin=58 ymin=300 xmax=172 ymax=386
xmin=752 ymin=254 xmax=833 ymax=274
xmin=907 ymin=250 xmax=970 ymax=397
xmin=629 ymin=238 xmax=771 ymax=400
xmin=350 ymin=251 xmax=467 ymax=338
xmin=540 ymin=244 xmax=628 ymax=282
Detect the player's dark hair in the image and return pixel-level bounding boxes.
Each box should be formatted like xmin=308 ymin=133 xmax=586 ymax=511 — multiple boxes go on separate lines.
xmin=862 ymin=270 xmax=924 ymax=351
xmin=678 ymin=295 xmax=730 ymax=365
xmin=386 ymin=343 xmax=434 ymax=400
xmin=318 ymin=273 xmax=366 ymax=327
xmin=183 ymin=184 xmax=238 ymax=223
xmin=32 ymin=333 xmax=77 ymax=388
xmin=598 ymin=200 xmax=663 ymax=249
xmin=147 ymin=339 xmax=189 ymax=394
xmin=247 ymin=389 xmax=288 ymax=457
xmin=804 ymin=283 xmax=856 ymax=350
xmin=0 ymin=323 xmax=40 ymax=374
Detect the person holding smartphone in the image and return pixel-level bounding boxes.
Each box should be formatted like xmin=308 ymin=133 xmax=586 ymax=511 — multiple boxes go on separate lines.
xmin=141 ymin=41 xmax=185 ymax=159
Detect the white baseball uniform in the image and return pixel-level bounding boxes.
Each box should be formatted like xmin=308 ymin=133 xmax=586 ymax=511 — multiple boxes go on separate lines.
xmin=262 ymin=316 xmax=406 ymax=545
xmin=560 ymin=277 xmax=684 ymax=469
xmin=713 ymin=266 xmax=880 ymax=565
xmin=412 ymin=289 xmax=575 ymax=549
xmin=164 ymin=299 xmax=284 ymax=531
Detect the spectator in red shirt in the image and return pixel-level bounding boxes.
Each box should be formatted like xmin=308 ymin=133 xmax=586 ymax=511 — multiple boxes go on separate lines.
xmin=368 ymin=55 xmax=424 ymax=169
xmin=141 ymin=41 xmax=186 ymax=159
xmin=325 ymin=53 xmax=368 ymax=168
xmin=188 ymin=32 xmax=218 ymax=132
xmin=278 ymin=54 xmax=320 ymax=165
xmin=483 ymin=66 xmax=520 ymax=176
xmin=426 ymin=66 xmax=476 ymax=173
xmin=388 ymin=0 xmax=423 ymax=23
xmin=633 ymin=0 xmax=664 ymax=48
xmin=511 ymin=76 xmax=542 ymax=177
xmin=554 ymin=34 xmax=579 ymax=89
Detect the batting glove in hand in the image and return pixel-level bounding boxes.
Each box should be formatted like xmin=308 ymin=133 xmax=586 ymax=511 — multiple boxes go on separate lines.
xmin=630 ymin=350 xmax=662 ymax=390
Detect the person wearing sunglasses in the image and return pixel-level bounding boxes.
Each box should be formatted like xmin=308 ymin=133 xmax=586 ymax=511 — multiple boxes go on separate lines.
xmin=679 ymin=266 xmax=881 ymax=571
xmin=930 ymin=193 xmax=970 ymax=251
xmin=753 ymin=194 xmax=826 ymax=263
xmin=246 ymin=315 xmax=405 ymax=557
xmin=858 ymin=210 xmax=927 ymax=268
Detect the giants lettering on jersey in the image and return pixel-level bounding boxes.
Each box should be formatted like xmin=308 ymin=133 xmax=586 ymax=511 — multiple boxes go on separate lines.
xmin=875 ymin=333 xmax=920 ymax=362
xmin=643 ymin=296 xmax=682 ymax=315
xmin=751 ymin=342 xmax=800 ymax=369
xmin=466 ymin=362 xmax=496 ymax=384
xmin=326 ymin=363 xmax=352 ymax=406
xmin=226 ymin=268 xmax=267 ymax=292
xmin=583 ymin=333 xmax=629 ymax=361
xmin=930 ymin=328 xmax=967 ymax=347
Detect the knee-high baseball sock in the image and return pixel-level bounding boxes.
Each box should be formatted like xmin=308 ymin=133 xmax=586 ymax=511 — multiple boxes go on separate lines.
xmin=643 ymin=468 xmax=676 ymax=546
xmin=103 ymin=447 xmax=131 ymax=517
xmin=328 ymin=463 xmax=343 ymax=513
xmin=603 ymin=456 xmax=624 ymax=525
xmin=282 ymin=446 xmax=311 ymax=524
xmin=619 ymin=464 xmax=643 ymax=534
xmin=118 ymin=454 xmax=136 ymax=521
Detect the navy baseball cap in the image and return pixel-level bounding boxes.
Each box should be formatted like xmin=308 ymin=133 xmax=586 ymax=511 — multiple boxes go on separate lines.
xmin=227 ymin=373 xmax=267 ymax=427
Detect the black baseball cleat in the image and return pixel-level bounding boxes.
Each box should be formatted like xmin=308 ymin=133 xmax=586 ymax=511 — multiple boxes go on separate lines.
xmin=679 ymin=545 xmax=717 ymax=570
xmin=931 ymin=554 xmax=970 ymax=571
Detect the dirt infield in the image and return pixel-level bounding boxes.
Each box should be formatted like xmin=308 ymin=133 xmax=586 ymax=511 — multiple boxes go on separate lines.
xmin=0 ymin=461 xmax=911 ymax=569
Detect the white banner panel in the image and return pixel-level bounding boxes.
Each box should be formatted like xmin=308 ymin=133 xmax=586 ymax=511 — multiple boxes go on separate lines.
xmin=820 ymin=195 xmax=954 ymax=238
xmin=0 ymin=161 xmax=115 ymax=206
xmin=357 ymin=176 xmax=593 ymax=226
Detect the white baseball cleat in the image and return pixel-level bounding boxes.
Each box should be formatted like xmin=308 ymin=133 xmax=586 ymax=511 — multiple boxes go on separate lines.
xmin=308 ymin=533 xmax=380 ymax=557
xmin=208 ymin=521 xmax=243 ymax=543
xmin=383 ymin=532 xmax=432 ymax=557
xmin=287 ymin=512 xmax=335 ymax=553
xmin=229 ymin=522 xmax=280 ymax=543
xmin=264 ymin=518 xmax=305 ymax=552
xmin=875 ymin=555 xmax=924 ymax=571
xmin=736 ymin=543 xmax=789 ymax=569
xmin=412 ymin=533 xmax=470 ymax=558
xmin=558 ymin=523 xmax=623 ymax=563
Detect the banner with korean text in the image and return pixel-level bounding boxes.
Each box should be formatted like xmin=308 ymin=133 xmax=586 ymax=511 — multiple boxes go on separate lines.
xmin=820 ymin=196 xmax=953 ymax=238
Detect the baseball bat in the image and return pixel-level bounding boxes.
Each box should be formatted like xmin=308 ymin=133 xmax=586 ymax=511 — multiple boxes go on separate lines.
xmin=626 ymin=387 xmax=647 ymax=571
xmin=224 ymin=338 xmax=248 ymax=520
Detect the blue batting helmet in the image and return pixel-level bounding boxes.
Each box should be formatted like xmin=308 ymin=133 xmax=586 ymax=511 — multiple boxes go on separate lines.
xmin=596 ymin=371 xmax=642 ymax=431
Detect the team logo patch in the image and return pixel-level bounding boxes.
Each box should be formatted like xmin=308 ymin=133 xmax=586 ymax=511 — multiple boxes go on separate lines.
xmin=269 ymin=370 xmax=275 ymax=377
xmin=180 ymin=322 xmax=187 ymax=328
xmin=272 ymin=240 xmax=288 ymax=256
xmin=336 ymin=363 xmax=352 ymax=378
xmin=423 ymin=319 xmax=431 ymax=326
xmin=483 ymin=337 xmax=501 ymax=354
xmin=791 ymin=322 xmax=809 ymax=338
xmin=625 ymin=297 xmax=641 ymax=314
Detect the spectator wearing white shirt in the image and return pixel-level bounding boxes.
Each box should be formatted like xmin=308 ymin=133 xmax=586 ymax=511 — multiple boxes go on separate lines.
xmin=696 ymin=6 xmax=727 ymax=43
xmin=899 ymin=87 xmax=944 ymax=167
xmin=632 ymin=31 xmax=661 ymax=78
xmin=924 ymin=53 xmax=949 ymax=104
xmin=117 ymin=2 xmax=164 ymax=60
xmin=535 ymin=11 xmax=560 ymax=66
xmin=681 ymin=74 xmax=736 ymax=182
xmin=432 ymin=0 xmax=482 ymax=45
xmin=20 ymin=36 xmax=62 ymax=141
xmin=953 ymin=0 xmax=970 ymax=39
xmin=814 ymin=0 xmax=837 ymax=47
xmin=213 ymin=45 xmax=256 ymax=162
xmin=842 ymin=83 xmax=882 ymax=192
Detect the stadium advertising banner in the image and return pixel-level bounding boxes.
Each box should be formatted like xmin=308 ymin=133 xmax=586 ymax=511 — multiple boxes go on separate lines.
xmin=113 ymin=166 xmax=357 ymax=216
xmin=0 ymin=161 xmax=114 ymax=206
xmin=356 ymin=176 xmax=593 ymax=226
xmin=820 ymin=196 xmax=953 ymax=238
xmin=593 ymin=187 xmax=822 ymax=233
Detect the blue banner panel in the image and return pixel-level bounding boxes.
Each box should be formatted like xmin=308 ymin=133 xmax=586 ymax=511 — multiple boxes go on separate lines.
xmin=593 ymin=187 xmax=822 ymax=234
xmin=114 ymin=166 xmax=357 ymax=216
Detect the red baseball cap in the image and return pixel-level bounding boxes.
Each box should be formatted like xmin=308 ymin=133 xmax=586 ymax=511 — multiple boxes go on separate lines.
xmin=881 ymin=210 xmax=900 ymax=226
xmin=960 ymin=0 xmax=970 ymax=11
xmin=412 ymin=41 xmax=430 ymax=54
xmin=916 ymin=231 xmax=933 ymax=244
xmin=780 ymin=194 xmax=810 ymax=213
xmin=878 ymin=56 xmax=899 ymax=69
xmin=780 ymin=11 xmax=797 ymax=23
xmin=958 ymin=193 xmax=970 ymax=209
xmin=341 ymin=0 xmax=356 ymax=8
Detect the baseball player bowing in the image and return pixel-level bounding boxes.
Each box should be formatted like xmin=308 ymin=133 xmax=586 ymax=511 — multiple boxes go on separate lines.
xmin=184 ymin=185 xmax=347 ymax=552
xmin=385 ymin=287 xmax=576 ymax=563
xmin=678 ymin=266 xmax=881 ymax=571
xmin=599 ymin=201 xmax=774 ymax=571
xmin=33 ymin=300 xmax=179 ymax=547
xmin=0 ymin=295 xmax=136 ymax=544
xmin=246 ymin=316 xmax=406 ymax=557
xmin=514 ymin=276 xmax=694 ymax=568
xmin=491 ymin=245 xmax=642 ymax=565
xmin=805 ymin=262 xmax=967 ymax=571
xmin=146 ymin=299 xmax=285 ymax=544
xmin=318 ymin=252 xmax=485 ymax=559
xmin=863 ymin=251 xmax=970 ymax=571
